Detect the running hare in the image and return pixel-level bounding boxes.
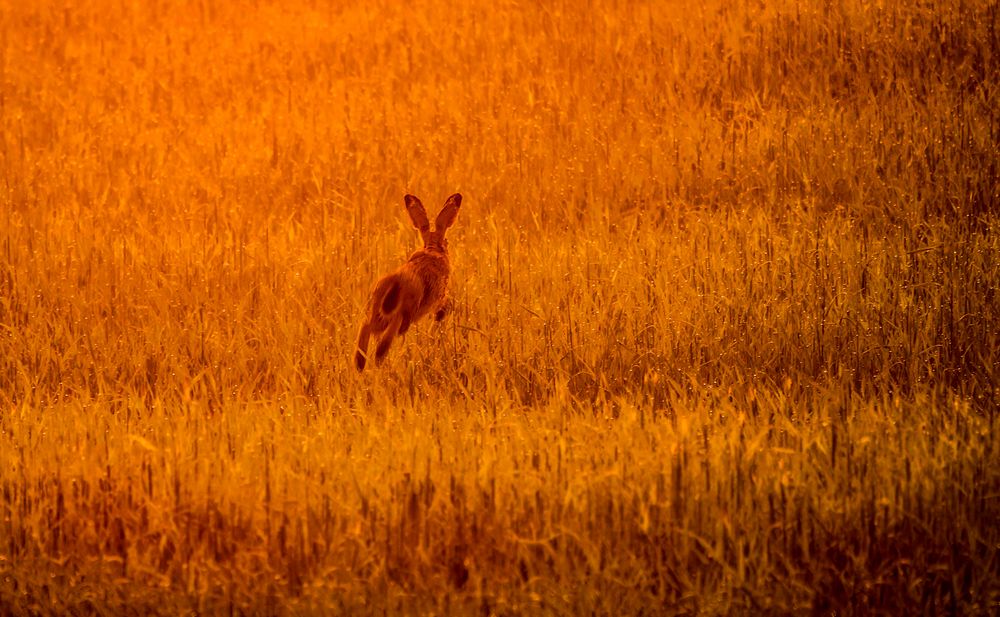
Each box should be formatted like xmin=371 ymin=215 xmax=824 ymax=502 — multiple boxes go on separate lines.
xmin=355 ymin=193 xmax=462 ymax=371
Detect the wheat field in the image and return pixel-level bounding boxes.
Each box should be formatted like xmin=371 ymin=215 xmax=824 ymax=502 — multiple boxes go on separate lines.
xmin=1 ymin=0 xmax=998 ymax=614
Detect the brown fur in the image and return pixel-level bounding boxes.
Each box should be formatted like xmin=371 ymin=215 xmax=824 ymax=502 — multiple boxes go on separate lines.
xmin=355 ymin=193 xmax=462 ymax=371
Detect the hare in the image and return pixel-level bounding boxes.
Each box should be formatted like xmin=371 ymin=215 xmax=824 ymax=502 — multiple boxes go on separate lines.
xmin=355 ymin=193 xmax=462 ymax=371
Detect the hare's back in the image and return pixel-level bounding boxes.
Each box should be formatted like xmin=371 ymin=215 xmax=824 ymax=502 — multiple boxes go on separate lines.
xmin=407 ymin=254 xmax=449 ymax=313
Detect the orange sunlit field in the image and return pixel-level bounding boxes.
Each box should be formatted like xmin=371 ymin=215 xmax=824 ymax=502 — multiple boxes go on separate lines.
xmin=1 ymin=0 xmax=998 ymax=614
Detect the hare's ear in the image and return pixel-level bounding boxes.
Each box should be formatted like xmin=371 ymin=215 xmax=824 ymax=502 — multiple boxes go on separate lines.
xmin=404 ymin=195 xmax=430 ymax=232
xmin=435 ymin=193 xmax=462 ymax=232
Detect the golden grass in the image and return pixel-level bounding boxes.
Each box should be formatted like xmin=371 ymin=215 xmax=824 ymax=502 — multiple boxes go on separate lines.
xmin=1 ymin=0 xmax=998 ymax=614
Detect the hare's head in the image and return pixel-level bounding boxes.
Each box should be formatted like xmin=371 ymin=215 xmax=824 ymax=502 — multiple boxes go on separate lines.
xmin=404 ymin=193 xmax=462 ymax=253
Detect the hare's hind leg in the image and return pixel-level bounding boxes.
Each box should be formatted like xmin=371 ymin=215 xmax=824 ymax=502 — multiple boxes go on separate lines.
xmin=355 ymin=321 xmax=372 ymax=371
xmin=435 ymin=297 xmax=453 ymax=321
xmin=375 ymin=313 xmax=402 ymax=364
xmin=398 ymin=309 xmax=412 ymax=335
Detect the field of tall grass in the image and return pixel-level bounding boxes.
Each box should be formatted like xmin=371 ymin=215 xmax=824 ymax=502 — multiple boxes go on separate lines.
xmin=1 ymin=0 xmax=998 ymax=614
